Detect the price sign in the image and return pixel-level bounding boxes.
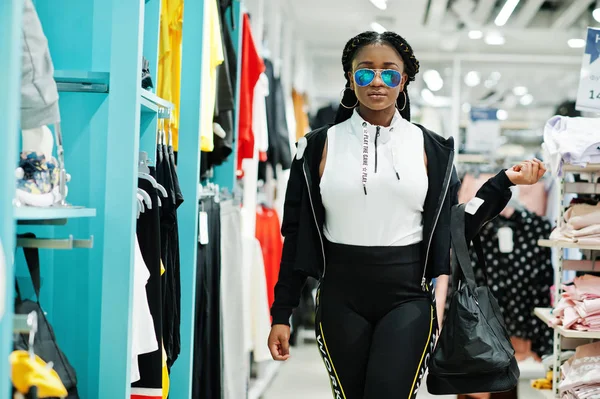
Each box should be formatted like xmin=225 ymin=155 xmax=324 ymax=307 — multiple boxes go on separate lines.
xmin=466 ymin=108 xmax=501 ymax=153
xmin=576 ymin=27 xmax=600 ymax=112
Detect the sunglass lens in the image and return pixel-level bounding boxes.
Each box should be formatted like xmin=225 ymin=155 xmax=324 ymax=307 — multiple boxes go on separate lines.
xmin=354 ymin=69 xmax=375 ymax=87
xmin=381 ymin=70 xmax=402 ymax=88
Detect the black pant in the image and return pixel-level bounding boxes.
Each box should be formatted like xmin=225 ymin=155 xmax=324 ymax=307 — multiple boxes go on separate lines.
xmin=315 ymin=241 xmax=436 ymax=399
xmin=192 ymin=198 xmax=222 ymax=399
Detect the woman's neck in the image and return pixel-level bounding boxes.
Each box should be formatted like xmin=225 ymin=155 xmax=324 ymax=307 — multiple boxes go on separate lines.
xmin=358 ymin=104 xmax=396 ymax=127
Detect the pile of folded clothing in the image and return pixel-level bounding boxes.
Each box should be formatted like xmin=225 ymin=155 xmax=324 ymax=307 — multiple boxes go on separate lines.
xmin=543 ymin=115 xmax=600 ymax=177
xmin=559 ymin=341 xmax=600 ymax=399
xmin=550 ymin=275 xmax=600 ymax=332
xmin=550 ymin=202 xmax=600 ymax=245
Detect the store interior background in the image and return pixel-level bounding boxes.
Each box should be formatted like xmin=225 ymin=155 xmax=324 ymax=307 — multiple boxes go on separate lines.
xmin=249 ymin=0 xmax=592 ymax=143
xmin=255 ymin=0 xmax=598 ymax=398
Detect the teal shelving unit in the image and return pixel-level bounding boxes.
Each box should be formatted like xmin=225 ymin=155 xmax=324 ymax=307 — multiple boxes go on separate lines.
xmin=0 ymin=0 xmax=23 ymax=398
xmin=2 ymin=0 xmax=243 ymax=397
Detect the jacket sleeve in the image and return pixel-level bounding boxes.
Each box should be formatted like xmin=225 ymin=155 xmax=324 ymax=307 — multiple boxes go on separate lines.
xmin=21 ymin=0 xmax=61 ymax=130
xmin=462 ymin=170 xmax=514 ymax=242
xmin=270 ymin=155 xmax=308 ymax=326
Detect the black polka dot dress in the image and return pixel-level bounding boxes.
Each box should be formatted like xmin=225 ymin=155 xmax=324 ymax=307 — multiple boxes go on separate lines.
xmin=470 ymin=209 xmax=554 ymax=357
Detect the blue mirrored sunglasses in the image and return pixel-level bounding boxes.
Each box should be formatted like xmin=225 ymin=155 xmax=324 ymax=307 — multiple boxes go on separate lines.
xmin=354 ymin=68 xmax=402 ymax=88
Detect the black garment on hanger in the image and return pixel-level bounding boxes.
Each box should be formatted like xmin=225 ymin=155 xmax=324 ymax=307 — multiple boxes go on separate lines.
xmin=258 ymin=59 xmax=292 ymax=181
xmin=133 ymin=175 xmax=163 ymax=392
xmin=201 ymin=1 xmax=237 ymax=179
xmin=471 ymin=209 xmax=554 ymax=357
xmin=192 ymin=198 xmax=223 ymax=399
xmin=311 ymin=104 xmax=338 ymax=129
xmin=156 ymin=143 xmax=184 ymax=368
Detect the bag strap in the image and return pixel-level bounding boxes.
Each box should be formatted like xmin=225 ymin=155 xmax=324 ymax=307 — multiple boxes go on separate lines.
xmin=450 ymin=204 xmax=478 ymax=292
xmin=16 ymin=233 xmax=42 ymax=302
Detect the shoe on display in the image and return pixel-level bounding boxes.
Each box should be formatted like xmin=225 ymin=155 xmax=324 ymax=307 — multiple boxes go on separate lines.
xmin=15 ymin=151 xmax=69 ymax=207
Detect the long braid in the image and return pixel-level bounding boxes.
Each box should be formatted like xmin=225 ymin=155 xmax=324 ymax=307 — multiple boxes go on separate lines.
xmin=334 ymin=31 xmax=420 ymax=124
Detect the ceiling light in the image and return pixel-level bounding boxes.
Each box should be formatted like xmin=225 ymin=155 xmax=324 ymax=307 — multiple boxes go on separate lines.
xmin=497 ymin=109 xmax=508 ymax=121
xmin=594 ymin=7 xmax=600 ymax=23
xmin=494 ymin=0 xmax=520 ymax=27
xmin=513 ymin=86 xmax=528 ymax=96
xmin=490 ymin=71 xmax=502 ymax=81
xmin=370 ymin=22 xmax=387 ymax=33
xmin=484 ymin=79 xmax=497 ymax=88
xmin=520 ymin=94 xmax=534 ymax=106
xmin=369 ymin=0 xmax=387 ymax=10
xmin=465 ymin=71 xmax=481 ymax=87
xmin=423 ymin=70 xmax=444 ymax=92
xmin=568 ymin=38 xmax=586 ymax=48
xmin=468 ymin=30 xmax=483 ymax=40
xmin=485 ymin=32 xmax=506 ymax=46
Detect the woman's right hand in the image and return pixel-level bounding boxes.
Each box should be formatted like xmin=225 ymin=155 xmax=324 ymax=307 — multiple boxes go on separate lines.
xmin=268 ymin=324 xmax=292 ymax=361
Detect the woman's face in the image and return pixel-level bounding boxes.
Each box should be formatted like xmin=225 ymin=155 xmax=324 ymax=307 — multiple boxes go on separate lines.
xmin=349 ymin=43 xmax=408 ymax=112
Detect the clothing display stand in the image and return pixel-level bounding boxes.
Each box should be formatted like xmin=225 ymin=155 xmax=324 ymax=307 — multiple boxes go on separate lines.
xmin=534 ymin=163 xmax=600 ymax=399
xmin=1 ymin=0 xmax=216 ymax=397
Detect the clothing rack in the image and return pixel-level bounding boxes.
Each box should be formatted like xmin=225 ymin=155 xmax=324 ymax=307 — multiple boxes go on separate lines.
xmin=534 ymin=163 xmax=600 ymax=398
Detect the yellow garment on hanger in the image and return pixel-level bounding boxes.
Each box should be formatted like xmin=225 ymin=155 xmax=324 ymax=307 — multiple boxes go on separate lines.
xmin=292 ymin=89 xmax=310 ymax=140
xmin=158 ymin=0 xmax=184 ymax=151
xmin=199 ymin=0 xmax=224 ymax=152
xmin=531 ymin=370 xmax=553 ymax=390
xmin=10 ymin=350 xmax=67 ymax=398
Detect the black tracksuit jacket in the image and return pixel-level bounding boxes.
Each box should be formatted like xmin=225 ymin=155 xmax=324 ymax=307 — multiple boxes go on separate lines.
xmin=271 ymin=123 xmax=515 ymax=326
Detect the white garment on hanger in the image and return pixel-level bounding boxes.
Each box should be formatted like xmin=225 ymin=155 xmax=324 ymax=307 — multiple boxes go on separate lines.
xmin=130 ymin=237 xmax=158 ymax=383
xmin=253 ymin=73 xmax=270 ymax=155
xmin=543 ymin=115 xmax=600 ymax=177
xmin=220 ymin=201 xmax=249 ymax=399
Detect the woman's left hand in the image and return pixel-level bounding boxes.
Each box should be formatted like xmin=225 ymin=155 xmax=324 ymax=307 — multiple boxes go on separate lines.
xmin=505 ymin=158 xmax=547 ymax=185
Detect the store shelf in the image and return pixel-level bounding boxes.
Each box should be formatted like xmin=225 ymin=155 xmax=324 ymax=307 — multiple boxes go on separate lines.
xmin=538 ymin=239 xmax=600 ymax=251
xmin=140 ymin=89 xmax=174 ymax=114
xmin=14 ymin=206 xmax=96 ymax=222
xmin=564 ymin=182 xmax=599 ymax=195
xmin=54 ymin=70 xmax=110 ymax=93
xmin=563 ymin=164 xmax=600 ymax=173
xmin=535 ymin=308 xmax=600 ymax=339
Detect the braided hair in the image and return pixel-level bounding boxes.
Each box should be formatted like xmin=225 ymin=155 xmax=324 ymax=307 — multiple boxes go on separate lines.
xmin=335 ymin=31 xmax=420 ymax=124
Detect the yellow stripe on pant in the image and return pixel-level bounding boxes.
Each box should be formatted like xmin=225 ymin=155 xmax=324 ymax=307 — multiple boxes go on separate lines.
xmin=409 ymin=305 xmax=434 ymax=399
xmin=316 ymin=322 xmax=347 ymax=399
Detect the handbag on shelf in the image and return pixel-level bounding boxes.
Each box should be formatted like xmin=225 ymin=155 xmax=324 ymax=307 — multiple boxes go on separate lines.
xmin=13 ymin=233 xmax=79 ymax=399
xmin=427 ymin=204 xmax=520 ymax=395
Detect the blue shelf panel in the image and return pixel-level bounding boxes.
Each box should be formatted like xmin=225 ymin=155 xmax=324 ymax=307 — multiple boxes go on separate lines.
xmin=14 ymin=206 xmax=97 ymax=221
xmin=140 ymin=89 xmax=173 ymax=114
xmin=54 ymin=71 xmax=110 ymax=93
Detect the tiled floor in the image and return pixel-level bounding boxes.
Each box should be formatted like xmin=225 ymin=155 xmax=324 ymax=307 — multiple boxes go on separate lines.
xmin=262 ymin=340 xmax=452 ymax=399
xmin=262 ymin=338 xmax=551 ymax=399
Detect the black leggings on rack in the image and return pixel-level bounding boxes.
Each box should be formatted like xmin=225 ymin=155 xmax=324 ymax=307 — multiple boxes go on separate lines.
xmin=315 ymin=241 xmax=436 ymax=399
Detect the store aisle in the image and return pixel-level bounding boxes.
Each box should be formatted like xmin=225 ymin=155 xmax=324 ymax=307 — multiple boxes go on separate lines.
xmin=263 ymin=339 xmax=452 ymax=399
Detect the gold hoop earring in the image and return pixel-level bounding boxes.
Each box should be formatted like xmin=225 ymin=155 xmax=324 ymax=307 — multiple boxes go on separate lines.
xmin=398 ymin=91 xmax=407 ymax=112
xmin=340 ymin=88 xmax=359 ymax=109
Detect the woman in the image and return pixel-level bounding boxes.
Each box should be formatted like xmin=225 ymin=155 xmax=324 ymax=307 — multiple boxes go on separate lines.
xmin=267 ymin=31 xmax=546 ymax=399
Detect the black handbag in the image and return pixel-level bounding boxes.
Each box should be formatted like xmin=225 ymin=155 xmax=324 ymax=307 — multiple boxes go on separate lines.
xmin=427 ymin=204 xmax=520 ymax=395
xmin=14 ymin=234 xmax=79 ymax=398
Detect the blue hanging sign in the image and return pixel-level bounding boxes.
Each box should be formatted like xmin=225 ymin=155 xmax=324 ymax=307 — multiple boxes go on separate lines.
xmin=576 ymin=27 xmax=600 ymax=112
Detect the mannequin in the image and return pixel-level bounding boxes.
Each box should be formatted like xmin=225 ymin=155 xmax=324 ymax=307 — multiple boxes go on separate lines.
xmin=17 ymin=0 xmax=68 ymax=207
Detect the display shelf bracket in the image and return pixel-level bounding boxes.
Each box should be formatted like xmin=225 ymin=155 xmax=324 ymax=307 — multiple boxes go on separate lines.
xmin=54 ymin=71 xmax=110 ymax=93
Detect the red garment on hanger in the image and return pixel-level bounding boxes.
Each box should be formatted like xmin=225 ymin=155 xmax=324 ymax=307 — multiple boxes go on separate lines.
xmin=237 ymin=13 xmax=265 ymax=173
xmin=256 ymin=205 xmax=282 ymax=311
